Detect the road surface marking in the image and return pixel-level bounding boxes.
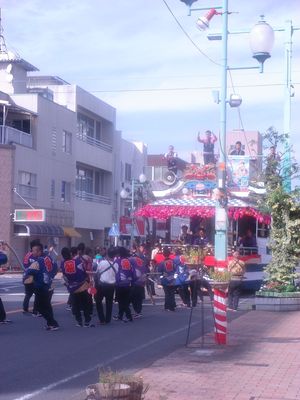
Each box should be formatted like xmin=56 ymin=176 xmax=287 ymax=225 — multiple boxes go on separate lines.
xmin=6 ymin=302 xmax=66 ymax=315
xmin=12 ymin=320 xmax=202 ymax=400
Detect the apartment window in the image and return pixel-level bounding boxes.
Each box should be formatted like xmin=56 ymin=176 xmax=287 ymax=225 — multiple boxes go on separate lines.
xmin=61 ymin=181 xmax=71 ymax=203
xmin=77 ymin=113 xmax=104 ymax=143
xmin=18 ymin=171 xmax=37 ymax=199
xmin=95 ymin=170 xmax=100 ymax=195
xmin=76 ymin=165 xmax=108 ymax=196
xmin=125 ymin=163 xmax=132 ymax=181
xmin=50 ymin=179 xmax=55 ymax=199
xmin=12 ymin=119 xmax=30 ymax=134
xmin=77 ymin=113 xmax=94 ymax=138
xmin=62 ymin=130 xmax=72 ymax=154
xmin=95 ymin=121 xmax=102 ymax=141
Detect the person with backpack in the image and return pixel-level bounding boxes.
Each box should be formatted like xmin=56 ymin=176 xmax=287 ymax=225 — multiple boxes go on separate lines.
xmin=157 ymin=248 xmax=177 ymax=312
xmin=173 ymin=250 xmax=190 ymax=307
xmin=130 ymin=248 xmax=148 ymax=318
xmin=227 ymin=251 xmax=245 ymax=311
xmin=61 ymin=247 xmax=94 ymax=328
xmin=114 ymin=247 xmax=136 ymax=323
xmin=23 ymin=243 xmax=59 ymax=331
xmin=94 ymin=247 xmax=118 ymax=324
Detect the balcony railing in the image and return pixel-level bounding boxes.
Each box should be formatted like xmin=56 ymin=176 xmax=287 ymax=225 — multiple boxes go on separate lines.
xmin=76 ymin=190 xmax=111 ymax=204
xmin=76 ymin=132 xmax=112 ymax=152
xmin=0 ymin=126 xmax=33 ymax=148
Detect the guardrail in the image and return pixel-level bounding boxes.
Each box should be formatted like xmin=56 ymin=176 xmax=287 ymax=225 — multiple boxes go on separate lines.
xmin=75 ymin=190 xmax=111 ymax=204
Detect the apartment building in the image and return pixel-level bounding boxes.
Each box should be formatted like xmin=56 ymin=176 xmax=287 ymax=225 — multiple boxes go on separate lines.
xmin=119 ymin=140 xmax=148 ymax=244
xmin=0 ymin=36 xmax=146 ymax=263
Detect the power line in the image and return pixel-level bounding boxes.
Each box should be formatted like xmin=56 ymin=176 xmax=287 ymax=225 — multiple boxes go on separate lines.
xmin=161 ymin=0 xmax=221 ymax=67
xmin=35 ymin=81 xmax=297 ymax=94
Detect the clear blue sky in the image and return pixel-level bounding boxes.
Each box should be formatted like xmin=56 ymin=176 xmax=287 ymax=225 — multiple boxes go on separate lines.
xmin=2 ymin=0 xmax=299 ymax=160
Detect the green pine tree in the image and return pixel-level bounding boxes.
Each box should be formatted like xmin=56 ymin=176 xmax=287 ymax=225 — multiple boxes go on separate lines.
xmin=258 ymin=127 xmax=300 ymax=291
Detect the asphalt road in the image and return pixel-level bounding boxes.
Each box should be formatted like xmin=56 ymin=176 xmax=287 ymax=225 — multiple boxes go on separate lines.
xmin=0 ymin=275 xmax=247 ymax=400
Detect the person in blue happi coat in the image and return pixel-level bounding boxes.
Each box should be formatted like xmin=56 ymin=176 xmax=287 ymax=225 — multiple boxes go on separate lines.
xmin=157 ymin=248 xmax=177 ymax=312
xmin=173 ymin=249 xmax=191 ymax=307
xmin=23 ymin=243 xmax=59 ymax=331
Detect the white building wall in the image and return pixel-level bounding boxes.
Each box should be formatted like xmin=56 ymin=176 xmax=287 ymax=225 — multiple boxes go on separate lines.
xmin=74 ymin=201 xmax=112 ymax=230
xmin=119 ymin=139 xmax=148 ymax=223
xmin=121 ymin=140 xmax=147 ymax=182
xmin=11 ymin=94 xmax=76 ymax=215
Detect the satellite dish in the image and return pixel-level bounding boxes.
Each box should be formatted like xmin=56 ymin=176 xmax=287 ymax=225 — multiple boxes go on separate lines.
xmin=6 ymin=73 xmax=13 ymax=83
xmin=162 ymin=170 xmax=177 ymax=186
xmin=6 ymin=64 xmax=12 ymax=73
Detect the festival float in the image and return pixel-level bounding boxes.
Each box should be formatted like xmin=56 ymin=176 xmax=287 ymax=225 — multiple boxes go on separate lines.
xmin=136 ymin=160 xmax=271 ymax=291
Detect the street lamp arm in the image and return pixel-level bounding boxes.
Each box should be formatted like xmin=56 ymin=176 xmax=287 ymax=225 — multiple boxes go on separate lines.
xmin=227 ymin=65 xmax=260 ymax=71
xmin=209 ymin=26 xmax=299 ymax=37
xmin=189 ymin=5 xmax=223 ymax=12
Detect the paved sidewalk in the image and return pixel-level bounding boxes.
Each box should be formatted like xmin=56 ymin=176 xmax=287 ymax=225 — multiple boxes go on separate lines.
xmin=138 ymin=310 xmax=300 ymax=400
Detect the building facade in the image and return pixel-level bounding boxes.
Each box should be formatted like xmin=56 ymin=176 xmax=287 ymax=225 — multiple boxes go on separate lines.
xmin=0 ymin=37 xmax=146 ymax=264
xmin=118 ymin=140 xmax=148 ymax=245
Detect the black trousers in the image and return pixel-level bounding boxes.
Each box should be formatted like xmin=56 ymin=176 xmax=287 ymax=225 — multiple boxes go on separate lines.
xmin=72 ymin=290 xmax=91 ymax=325
xmin=23 ymin=283 xmax=38 ymax=313
xmin=95 ymin=284 xmax=115 ymax=323
xmin=0 ymin=297 xmax=6 ymax=322
xmin=204 ymin=153 xmax=215 ymax=164
xmin=116 ymin=286 xmax=132 ymax=320
xmin=130 ymin=285 xmax=145 ymax=314
xmin=178 ymin=285 xmax=191 ymax=307
xmin=87 ymin=292 xmax=93 ymax=316
xmin=163 ymin=285 xmax=176 ymax=311
xmin=228 ymin=280 xmax=242 ymax=310
xmin=190 ymin=279 xmax=213 ymax=306
xmin=67 ymin=293 xmax=73 ymax=307
xmin=34 ymin=288 xmax=58 ymax=327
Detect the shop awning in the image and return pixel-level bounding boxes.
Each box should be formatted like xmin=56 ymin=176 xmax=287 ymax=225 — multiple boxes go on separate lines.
xmin=62 ymin=227 xmax=81 ymax=238
xmin=14 ymin=223 xmax=64 ymax=237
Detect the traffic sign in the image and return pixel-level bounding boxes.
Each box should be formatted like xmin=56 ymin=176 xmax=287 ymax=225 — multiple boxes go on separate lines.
xmin=14 ymin=209 xmax=46 ymax=222
xmin=108 ymin=223 xmax=120 ymax=237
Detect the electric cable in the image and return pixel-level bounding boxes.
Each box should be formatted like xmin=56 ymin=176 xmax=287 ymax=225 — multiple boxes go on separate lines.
xmin=161 ymin=0 xmax=221 ymax=67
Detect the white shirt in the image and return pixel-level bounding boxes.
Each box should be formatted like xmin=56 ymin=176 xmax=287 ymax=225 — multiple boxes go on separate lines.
xmin=95 ymin=259 xmax=118 ymax=285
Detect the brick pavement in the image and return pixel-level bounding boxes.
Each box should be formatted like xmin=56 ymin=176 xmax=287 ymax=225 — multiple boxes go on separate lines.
xmin=138 ymin=310 xmax=300 ymax=400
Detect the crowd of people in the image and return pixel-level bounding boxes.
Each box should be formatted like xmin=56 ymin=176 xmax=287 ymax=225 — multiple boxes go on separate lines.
xmin=0 ymin=238 xmax=248 ymax=330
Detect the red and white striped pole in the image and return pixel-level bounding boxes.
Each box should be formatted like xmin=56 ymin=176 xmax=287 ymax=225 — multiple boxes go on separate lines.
xmin=213 ymin=287 xmax=227 ymax=345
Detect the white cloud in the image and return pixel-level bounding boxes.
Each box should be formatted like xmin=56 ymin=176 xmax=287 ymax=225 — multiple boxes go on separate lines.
xmin=1 ymin=0 xmax=299 ymax=156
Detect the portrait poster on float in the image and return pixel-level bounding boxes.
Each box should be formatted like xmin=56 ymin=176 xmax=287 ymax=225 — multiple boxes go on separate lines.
xmin=227 ymin=156 xmax=250 ymax=189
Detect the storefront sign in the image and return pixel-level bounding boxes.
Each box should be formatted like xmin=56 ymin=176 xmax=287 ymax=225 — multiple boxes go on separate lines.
xmin=14 ymin=209 xmax=45 ymax=222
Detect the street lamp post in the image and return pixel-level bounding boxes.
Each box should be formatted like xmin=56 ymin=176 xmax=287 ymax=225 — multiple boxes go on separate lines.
xmin=214 ymin=0 xmax=229 ymax=262
xmin=120 ymin=173 xmax=147 ymax=248
xmin=181 ymin=1 xmax=286 ymax=262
